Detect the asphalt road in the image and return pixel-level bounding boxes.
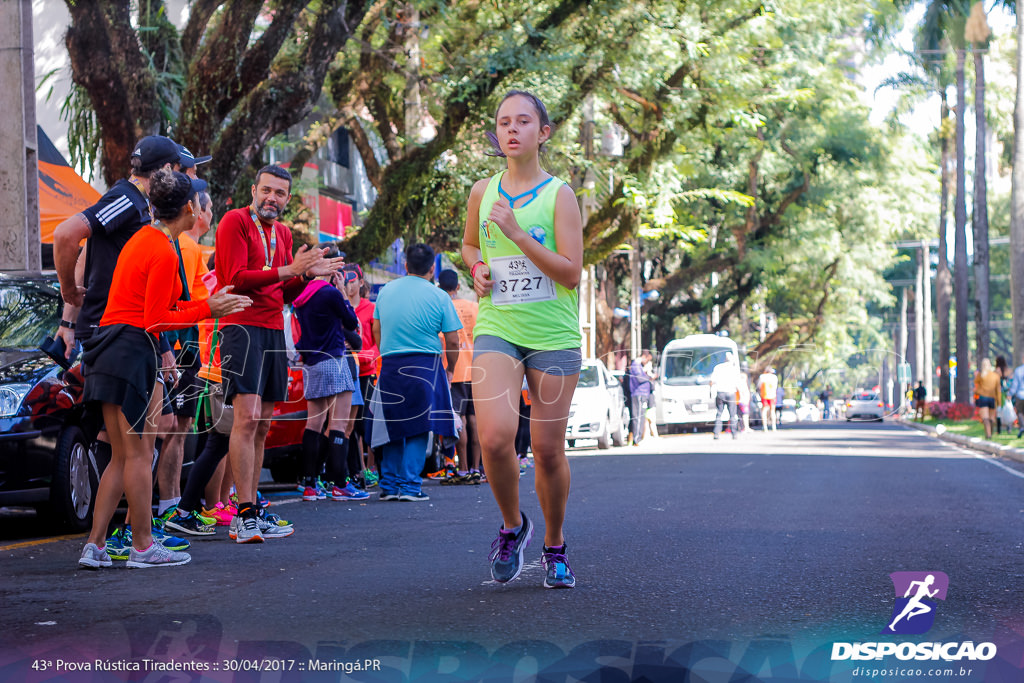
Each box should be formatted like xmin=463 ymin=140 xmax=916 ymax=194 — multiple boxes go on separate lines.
xmin=2 ymin=422 xmax=1024 ymax=682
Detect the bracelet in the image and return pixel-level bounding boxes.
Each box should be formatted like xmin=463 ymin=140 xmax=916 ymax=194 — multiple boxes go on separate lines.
xmin=470 ymin=261 xmax=486 ymax=279
xmin=59 ymin=320 xmax=76 ymax=330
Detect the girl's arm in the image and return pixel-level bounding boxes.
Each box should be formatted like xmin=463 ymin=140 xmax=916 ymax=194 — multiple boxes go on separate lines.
xmin=462 ymin=179 xmax=492 ymax=299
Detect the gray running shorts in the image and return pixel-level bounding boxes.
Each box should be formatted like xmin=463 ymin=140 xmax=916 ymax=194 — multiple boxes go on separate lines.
xmin=473 ymin=335 xmax=582 ymax=376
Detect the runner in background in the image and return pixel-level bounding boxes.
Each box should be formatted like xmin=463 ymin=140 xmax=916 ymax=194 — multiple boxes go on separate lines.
xmin=756 ymin=367 xmax=779 ymax=432
xmin=438 ymin=269 xmax=483 ymax=484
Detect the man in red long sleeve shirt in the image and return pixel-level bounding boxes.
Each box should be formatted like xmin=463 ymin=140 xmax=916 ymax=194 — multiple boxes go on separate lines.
xmin=214 ymin=165 xmax=343 ymax=543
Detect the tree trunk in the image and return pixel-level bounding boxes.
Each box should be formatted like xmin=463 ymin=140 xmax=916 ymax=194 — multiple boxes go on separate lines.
xmin=972 ymin=45 xmax=990 ymax=365
xmin=63 ymin=0 xmax=159 ymax=186
xmin=954 ymin=47 xmax=971 ymax=404
xmin=937 ymin=91 xmax=953 ymax=402
xmin=1010 ymin=5 xmax=1024 ymax=366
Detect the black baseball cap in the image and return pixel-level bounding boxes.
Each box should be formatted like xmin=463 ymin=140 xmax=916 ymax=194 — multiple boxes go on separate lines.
xmin=131 ymin=136 xmax=181 ymax=173
xmin=178 ymin=144 xmax=212 ymax=169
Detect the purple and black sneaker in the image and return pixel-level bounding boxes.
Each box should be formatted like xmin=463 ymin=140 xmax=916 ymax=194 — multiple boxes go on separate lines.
xmin=489 ymin=511 xmax=533 ymax=583
xmin=541 ymin=543 xmax=576 ymax=589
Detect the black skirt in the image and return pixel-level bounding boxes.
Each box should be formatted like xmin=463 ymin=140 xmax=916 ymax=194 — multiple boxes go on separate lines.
xmin=82 ymin=324 xmax=159 ymax=434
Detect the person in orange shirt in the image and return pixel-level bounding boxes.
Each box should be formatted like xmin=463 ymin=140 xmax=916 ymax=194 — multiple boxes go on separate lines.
xmin=974 ymin=358 xmax=1002 ymax=439
xmin=438 ymin=269 xmax=482 ymax=483
xmin=156 ymin=187 xmax=214 ymax=522
xmin=78 ymin=169 xmax=250 ymax=569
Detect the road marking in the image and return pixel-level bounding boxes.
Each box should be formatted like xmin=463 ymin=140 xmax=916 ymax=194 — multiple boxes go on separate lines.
xmin=962 ymin=449 xmax=1024 ymax=479
xmin=940 ymin=441 xmax=1024 ymax=478
xmin=0 ymin=533 xmax=86 ymax=551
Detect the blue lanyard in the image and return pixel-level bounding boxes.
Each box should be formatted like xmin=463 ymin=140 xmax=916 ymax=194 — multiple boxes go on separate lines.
xmin=498 ymin=176 xmax=554 ymax=208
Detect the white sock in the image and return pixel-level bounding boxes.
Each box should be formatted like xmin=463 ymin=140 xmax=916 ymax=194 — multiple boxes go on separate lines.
xmin=157 ymin=497 xmax=181 ymax=516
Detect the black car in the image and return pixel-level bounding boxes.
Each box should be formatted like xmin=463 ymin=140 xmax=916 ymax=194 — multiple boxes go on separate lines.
xmin=0 ymin=274 xmax=99 ymax=531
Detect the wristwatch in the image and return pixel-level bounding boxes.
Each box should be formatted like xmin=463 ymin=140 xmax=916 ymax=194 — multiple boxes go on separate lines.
xmin=59 ymin=320 xmax=76 ymax=330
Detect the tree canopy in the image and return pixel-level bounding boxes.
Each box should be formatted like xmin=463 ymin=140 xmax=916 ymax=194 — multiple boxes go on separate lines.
xmin=55 ymin=0 xmax=951 ymax=390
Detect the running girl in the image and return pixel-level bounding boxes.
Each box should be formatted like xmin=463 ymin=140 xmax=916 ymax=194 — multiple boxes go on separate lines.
xmin=462 ymin=90 xmax=583 ymax=588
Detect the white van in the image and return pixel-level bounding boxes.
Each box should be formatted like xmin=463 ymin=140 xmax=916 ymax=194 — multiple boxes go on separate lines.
xmin=654 ymin=334 xmax=741 ymax=431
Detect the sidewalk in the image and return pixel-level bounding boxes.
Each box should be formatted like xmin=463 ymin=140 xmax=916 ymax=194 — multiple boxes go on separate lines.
xmin=899 ymin=417 xmax=1024 ymax=465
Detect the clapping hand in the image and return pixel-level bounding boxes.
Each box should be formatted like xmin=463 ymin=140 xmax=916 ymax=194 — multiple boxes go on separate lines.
xmin=207 ymin=285 xmax=253 ymax=318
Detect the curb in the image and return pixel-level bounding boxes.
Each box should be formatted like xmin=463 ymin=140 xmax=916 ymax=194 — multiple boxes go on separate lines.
xmin=898 ymin=418 xmax=1024 ymax=465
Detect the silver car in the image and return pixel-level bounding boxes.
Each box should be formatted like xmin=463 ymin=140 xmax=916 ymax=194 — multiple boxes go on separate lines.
xmin=566 ymin=360 xmax=629 ymax=449
xmin=845 ymin=392 xmax=885 ymax=422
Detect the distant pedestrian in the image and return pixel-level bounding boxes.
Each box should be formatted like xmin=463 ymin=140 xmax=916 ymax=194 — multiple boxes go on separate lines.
xmin=368 ymin=243 xmax=461 ymax=502
xmin=710 ymin=352 xmax=741 ymax=439
xmin=820 ymin=386 xmax=833 ymax=420
xmin=628 ymin=350 xmax=656 ymax=445
xmin=756 ymin=367 xmax=778 ymax=432
xmin=462 ymin=90 xmax=584 ymax=589
xmin=994 ymin=356 xmax=1011 ymax=434
xmin=1007 ymin=354 xmax=1024 ymax=439
xmin=736 ymin=370 xmax=751 ymax=432
xmin=912 ymin=381 xmax=927 ymax=421
xmin=974 ymin=358 xmax=1001 ymax=439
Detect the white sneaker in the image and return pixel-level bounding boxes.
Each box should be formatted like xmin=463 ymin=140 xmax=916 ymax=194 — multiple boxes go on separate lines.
xmin=78 ymin=542 xmax=112 ymax=569
xmin=126 ymin=543 xmax=191 ymax=568
xmin=234 ymin=516 xmax=264 ymax=544
xmin=257 ymin=515 xmax=294 ymax=538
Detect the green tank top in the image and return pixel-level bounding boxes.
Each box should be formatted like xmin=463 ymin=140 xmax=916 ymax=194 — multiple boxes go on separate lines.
xmin=473 ymin=171 xmax=581 ymax=350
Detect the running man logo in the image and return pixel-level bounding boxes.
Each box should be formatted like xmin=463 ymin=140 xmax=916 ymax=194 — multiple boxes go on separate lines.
xmin=882 ymin=571 xmax=949 ymax=635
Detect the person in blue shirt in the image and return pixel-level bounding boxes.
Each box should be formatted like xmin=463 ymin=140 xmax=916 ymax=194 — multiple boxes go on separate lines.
xmin=1007 ymin=355 xmax=1024 ymax=438
xmin=368 ymin=244 xmax=461 ymax=501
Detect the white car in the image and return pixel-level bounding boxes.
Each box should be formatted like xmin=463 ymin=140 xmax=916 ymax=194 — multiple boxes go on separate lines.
xmin=846 ymin=392 xmax=885 ymax=421
xmin=566 ymin=360 xmax=628 ymax=449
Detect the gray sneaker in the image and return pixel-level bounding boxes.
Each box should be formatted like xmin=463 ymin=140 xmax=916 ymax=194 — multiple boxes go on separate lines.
xmin=78 ymin=542 xmax=112 ymax=569
xmin=234 ymin=516 xmax=264 ymax=544
xmin=256 ymin=515 xmax=294 ymax=538
xmin=126 ymin=543 xmax=191 ymax=568
xmin=488 ymin=511 xmax=534 ymax=583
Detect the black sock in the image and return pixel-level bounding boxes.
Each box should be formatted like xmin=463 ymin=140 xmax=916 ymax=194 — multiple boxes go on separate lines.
xmin=238 ymin=503 xmax=257 ymax=519
xmin=328 ymin=430 xmax=349 ymax=484
xmin=94 ymin=441 xmax=112 ymax=476
xmin=346 ymin=432 xmax=362 ymax=480
xmin=301 ymin=429 xmax=321 ymax=486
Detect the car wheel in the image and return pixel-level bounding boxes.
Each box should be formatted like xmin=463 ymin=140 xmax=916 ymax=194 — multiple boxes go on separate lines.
xmin=612 ymin=408 xmax=628 ymax=447
xmin=49 ymin=425 xmax=97 ymax=532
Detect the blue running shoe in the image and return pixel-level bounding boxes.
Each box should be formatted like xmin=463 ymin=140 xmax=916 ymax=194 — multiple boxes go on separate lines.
xmin=150 ymin=524 xmax=191 ymax=551
xmin=541 ymin=544 xmax=576 ymax=589
xmin=488 ymin=511 xmax=533 ymax=583
xmin=105 ymin=526 xmax=131 ymax=560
